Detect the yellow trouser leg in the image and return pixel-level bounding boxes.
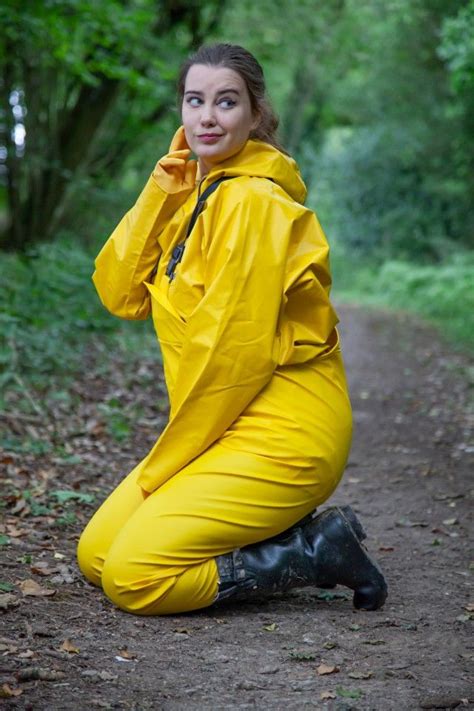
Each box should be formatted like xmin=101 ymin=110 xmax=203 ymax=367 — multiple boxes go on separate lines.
xmin=77 ymin=442 xmax=336 ymax=615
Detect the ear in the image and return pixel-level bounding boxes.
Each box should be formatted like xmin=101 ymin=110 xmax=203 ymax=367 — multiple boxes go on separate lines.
xmin=251 ymin=110 xmax=261 ymax=132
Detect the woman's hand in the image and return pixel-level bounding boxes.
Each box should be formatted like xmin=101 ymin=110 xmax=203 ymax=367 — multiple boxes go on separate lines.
xmin=153 ymin=126 xmax=197 ymax=193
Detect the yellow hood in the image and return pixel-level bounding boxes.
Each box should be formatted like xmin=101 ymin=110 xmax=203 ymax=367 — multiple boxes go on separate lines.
xmin=200 ymin=139 xmax=307 ymax=205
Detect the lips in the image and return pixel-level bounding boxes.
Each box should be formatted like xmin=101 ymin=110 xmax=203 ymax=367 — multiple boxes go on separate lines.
xmin=197 ymin=133 xmax=223 ymax=144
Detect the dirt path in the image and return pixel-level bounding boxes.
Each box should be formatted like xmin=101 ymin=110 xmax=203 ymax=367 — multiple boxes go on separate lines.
xmin=1 ymin=305 xmax=472 ymax=710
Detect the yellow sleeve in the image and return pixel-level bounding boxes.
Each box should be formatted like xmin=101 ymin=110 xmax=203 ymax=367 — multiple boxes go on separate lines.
xmin=137 ymin=183 xmax=294 ymax=492
xmin=92 ymin=174 xmax=193 ymax=320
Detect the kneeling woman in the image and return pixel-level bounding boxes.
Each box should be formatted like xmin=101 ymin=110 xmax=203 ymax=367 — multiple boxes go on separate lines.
xmin=77 ymin=43 xmax=387 ymax=615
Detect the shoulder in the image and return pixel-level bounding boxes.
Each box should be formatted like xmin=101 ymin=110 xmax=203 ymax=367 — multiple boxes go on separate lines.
xmin=214 ymin=176 xmax=310 ymax=219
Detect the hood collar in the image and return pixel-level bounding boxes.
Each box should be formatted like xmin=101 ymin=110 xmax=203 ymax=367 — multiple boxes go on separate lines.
xmin=198 ymin=140 xmax=307 ymax=204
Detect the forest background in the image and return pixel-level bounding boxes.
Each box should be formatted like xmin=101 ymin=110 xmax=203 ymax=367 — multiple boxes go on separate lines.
xmin=0 ymin=0 xmax=473 ymax=431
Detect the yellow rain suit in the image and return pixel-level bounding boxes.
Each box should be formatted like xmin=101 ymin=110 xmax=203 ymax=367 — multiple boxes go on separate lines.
xmin=77 ymin=135 xmax=352 ymax=615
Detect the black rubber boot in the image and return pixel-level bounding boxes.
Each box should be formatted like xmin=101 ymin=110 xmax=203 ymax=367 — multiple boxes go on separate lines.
xmin=215 ymin=506 xmax=386 ymax=611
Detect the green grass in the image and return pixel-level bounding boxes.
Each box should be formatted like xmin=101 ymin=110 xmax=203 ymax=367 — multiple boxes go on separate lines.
xmin=331 ymin=250 xmax=474 ymax=351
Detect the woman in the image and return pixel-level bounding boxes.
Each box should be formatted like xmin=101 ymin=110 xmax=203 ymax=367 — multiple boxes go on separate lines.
xmin=77 ymin=43 xmax=387 ymax=615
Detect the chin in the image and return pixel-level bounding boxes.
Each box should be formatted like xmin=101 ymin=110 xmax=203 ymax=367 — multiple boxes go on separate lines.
xmin=200 ymin=145 xmax=244 ymax=166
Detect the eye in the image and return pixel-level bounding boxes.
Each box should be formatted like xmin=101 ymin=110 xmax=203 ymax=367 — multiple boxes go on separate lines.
xmin=186 ymin=96 xmax=202 ymax=107
xmin=218 ymin=97 xmax=236 ymax=109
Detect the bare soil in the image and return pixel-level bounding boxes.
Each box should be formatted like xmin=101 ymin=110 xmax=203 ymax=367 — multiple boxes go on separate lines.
xmin=1 ymin=305 xmax=473 ymax=710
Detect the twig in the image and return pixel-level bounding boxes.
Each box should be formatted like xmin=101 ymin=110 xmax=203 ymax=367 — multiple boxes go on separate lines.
xmin=0 ymin=411 xmax=42 ymax=424
xmin=13 ymin=373 xmax=45 ymax=417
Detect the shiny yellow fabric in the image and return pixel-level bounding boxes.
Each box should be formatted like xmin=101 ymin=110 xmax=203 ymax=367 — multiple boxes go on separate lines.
xmin=79 ymin=138 xmax=352 ymax=615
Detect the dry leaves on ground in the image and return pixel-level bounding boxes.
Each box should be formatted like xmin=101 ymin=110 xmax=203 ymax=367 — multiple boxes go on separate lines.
xmin=317 ymin=664 xmax=340 ymax=676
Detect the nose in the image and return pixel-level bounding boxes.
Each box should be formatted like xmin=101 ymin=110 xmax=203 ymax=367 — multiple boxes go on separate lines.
xmin=199 ymin=102 xmax=217 ymax=126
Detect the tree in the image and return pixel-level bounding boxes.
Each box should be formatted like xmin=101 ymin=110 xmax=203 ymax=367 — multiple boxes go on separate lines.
xmin=0 ymin=0 xmax=226 ymax=250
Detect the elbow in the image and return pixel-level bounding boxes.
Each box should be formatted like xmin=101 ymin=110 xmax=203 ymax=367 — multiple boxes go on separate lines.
xmin=92 ymin=271 xmax=150 ymax=320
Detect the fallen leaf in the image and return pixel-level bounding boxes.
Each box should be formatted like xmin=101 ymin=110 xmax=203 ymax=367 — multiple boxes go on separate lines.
xmin=117 ymin=648 xmax=137 ymax=660
xmin=349 ymin=624 xmax=361 ymax=631
xmin=0 ymin=593 xmax=20 ymax=610
xmin=0 ymin=684 xmax=23 ymax=698
xmin=316 ymin=589 xmax=350 ymax=601
xmin=54 ymin=552 xmax=66 ymax=560
xmin=348 ymin=670 xmax=373 ymax=679
xmin=396 ymin=518 xmax=428 ymax=528
xmin=31 ymin=563 xmax=60 ymax=577
xmin=18 ymin=579 xmax=56 ymax=597
xmin=323 ymin=641 xmax=338 ymax=650
xmin=464 ymin=603 xmax=474 ymax=612
xmin=18 ymin=649 xmax=35 ymax=659
xmin=379 ymin=546 xmax=395 ymax=552
xmin=98 ymin=671 xmax=117 ymax=681
xmin=6 ymin=525 xmax=27 ymax=538
xmin=172 ymin=628 xmax=191 ymax=635
xmin=0 ymin=582 xmax=14 ymax=592
xmin=10 ymin=499 xmax=27 ymax=515
xmin=442 ymin=518 xmax=458 ymax=526
xmin=0 ymin=643 xmax=18 ymax=654
xmin=60 ymin=639 xmax=79 ymax=654
xmin=317 ymin=664 xmax=340 ymax=676
xmin=115 ymin=655 xmax=133 ymax=663
xmin=320 ymin=690 xmax=337 ymax=700
xmin=433 ymin=492 xmax=464 ymax=502
xmin=17 ymin=667 xmax=65 ymax=682
xmin=262 ymin=623 xmax=278 ymax=632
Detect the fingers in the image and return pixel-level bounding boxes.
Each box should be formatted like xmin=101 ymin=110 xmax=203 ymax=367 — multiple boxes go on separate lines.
xmin=163 ymin=150 xmax=191 ymax=165
xmin=169 ymin=125 xmax=190 ymax=152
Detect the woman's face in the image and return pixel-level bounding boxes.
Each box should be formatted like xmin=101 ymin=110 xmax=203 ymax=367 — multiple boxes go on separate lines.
xmin=182 ymin=63 xmax=259 ymax=175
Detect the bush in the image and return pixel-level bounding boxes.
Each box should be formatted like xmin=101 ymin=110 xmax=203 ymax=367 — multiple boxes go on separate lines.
xmin=0 ymin=239 xmax=157 ymax=404
xmin=311 ymin=125 xmax=472 ymax=261
xmin=331 ymin=249 xmax=474 ymax=350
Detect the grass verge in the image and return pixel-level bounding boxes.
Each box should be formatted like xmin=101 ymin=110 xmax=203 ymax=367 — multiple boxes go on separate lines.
xmin=331 ymin=250 xmax=474 ymax=352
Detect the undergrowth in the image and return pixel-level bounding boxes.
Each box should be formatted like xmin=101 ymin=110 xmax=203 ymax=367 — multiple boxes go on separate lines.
xmin=0 ymin=239 xmax=158 ymax=416
xmin=331 ymin=250 xmax=474 ymax=351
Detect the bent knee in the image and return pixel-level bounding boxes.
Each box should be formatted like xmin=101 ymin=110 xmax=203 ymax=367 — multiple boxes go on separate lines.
xmin=101 ymin=555 xmax=217 ymax=616
xmin=101 ymin=552 xmax=180 ymax=615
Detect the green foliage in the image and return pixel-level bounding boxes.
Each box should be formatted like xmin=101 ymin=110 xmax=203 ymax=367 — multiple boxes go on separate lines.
xmin=98 ymin=397 xmax=142 ymax=441
xmin=439 ymin=0 xmax=474 ymax=94
xmin=0 ymin=237 xmax=158 ymax=413
xmin=312 ymin=125 xmax=469 ymax=260
xmin=0 ymin=0 xmax=472 ymax=398
xmin=308 ymin=0 xmax=473 ymax=259
xmin=50 ymin=490 xmax=95 ymax=505
xmin=331 ymin=250 xmax=474 ymax=350
xmin=336 ymin=687 xmax=363 ymax=700
xmin=0 ymin=0 xmax=226 ymax=248
xmin=22 ymin=490 xmax=52 ymax=517
xmin=0 ymin=240 xmax=113 ymax=385
xmin=288 ymin=651 xmax=318 ymax=662
xmin=0 ymin=582 xmax=14 ymax=592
